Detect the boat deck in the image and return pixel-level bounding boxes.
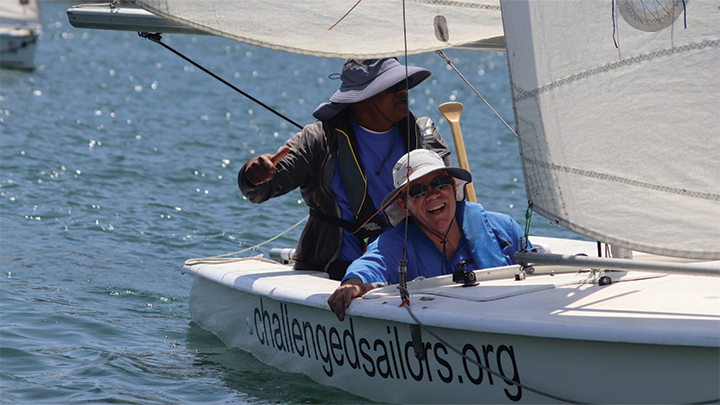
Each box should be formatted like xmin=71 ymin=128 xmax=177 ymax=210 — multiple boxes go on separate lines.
xmin=183 ymin=236 xmax=720 ymax=348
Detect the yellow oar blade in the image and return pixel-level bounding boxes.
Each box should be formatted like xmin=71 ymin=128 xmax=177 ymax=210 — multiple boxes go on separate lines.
xmin=439 ymin=102 xmax=476 ymax=203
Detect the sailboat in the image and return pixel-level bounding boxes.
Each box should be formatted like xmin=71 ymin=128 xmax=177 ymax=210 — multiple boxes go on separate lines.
xmin=0 ymin=0 xmax=41 ymax=69
xmin=66 ymin=0 xmax=719 ymax=403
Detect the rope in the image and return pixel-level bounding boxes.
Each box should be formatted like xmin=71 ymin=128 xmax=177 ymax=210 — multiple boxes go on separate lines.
xmin=183 ymin=215 xmax=308 ymax=266
xmin=521 ymin=202 xmax=533 ymax=251
xmin=353 ymin=163 xmax=414 ymax=234
xmin=184 ymin=255 xmax=278 ymax=266
xmin=328 ymin=0 xmax=363 ymax=31
xmin=137 ymin=32 xmax=303 ymax=130
xmin=398 ymin=0 xmax=412 ymax=303
xmin=352 ymin=183 xmax=408 ymax=235
xmin=435 ymin=50 xmax=518 ymax=137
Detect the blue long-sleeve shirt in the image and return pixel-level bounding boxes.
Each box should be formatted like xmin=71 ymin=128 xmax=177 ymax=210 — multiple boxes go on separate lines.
xmin=342 ymin=201 xmax=528 ymax=284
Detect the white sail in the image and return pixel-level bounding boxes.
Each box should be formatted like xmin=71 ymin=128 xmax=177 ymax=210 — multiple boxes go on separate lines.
xmin=0 ymin=0 xmax=41 ymax=23
xmin=501 ymin=0 xmax=720 ymax=260
xmin=131 ymin=0 xmax=504 ymax=58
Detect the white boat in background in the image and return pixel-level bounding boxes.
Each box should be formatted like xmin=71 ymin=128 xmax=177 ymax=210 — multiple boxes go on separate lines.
xmin=0 ymin=0 xmax=41 ymax=69
xmin=68 ymin=0 xmax=720 ymax=403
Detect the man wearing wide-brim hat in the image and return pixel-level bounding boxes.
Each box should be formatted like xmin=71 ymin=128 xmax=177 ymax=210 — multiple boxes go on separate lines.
xmin=328 ymin=149 xmax=529 ymax=321
xmin=239 ymin=58 xmax=451 ymax=280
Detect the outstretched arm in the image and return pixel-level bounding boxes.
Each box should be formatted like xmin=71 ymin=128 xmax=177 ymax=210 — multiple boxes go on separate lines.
xmin=238 ymin=121 xmax=325 ymax=203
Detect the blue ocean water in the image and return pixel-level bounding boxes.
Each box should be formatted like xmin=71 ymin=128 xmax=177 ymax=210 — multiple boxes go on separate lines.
xmin=1 ymin=2 xmax=578 ymax=404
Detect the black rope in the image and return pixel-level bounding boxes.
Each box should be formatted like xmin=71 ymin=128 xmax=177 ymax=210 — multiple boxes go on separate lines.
xmin=138 ymin=32 xmax=303 ymax=130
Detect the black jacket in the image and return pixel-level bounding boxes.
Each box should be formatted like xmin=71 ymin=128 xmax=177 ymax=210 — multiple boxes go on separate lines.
xmin=239 ymin=108 xmax=450 ymax=279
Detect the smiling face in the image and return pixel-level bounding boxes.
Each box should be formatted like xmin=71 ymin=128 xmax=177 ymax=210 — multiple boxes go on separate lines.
xmin=397 ymin=170 xmax=457 ymax=234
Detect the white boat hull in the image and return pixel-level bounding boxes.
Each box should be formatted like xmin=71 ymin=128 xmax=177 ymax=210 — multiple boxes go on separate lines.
xmin=185 ymin=237 xmax=720 ymax=404
xmin=0 ymin=24 xmax=40 ymax=69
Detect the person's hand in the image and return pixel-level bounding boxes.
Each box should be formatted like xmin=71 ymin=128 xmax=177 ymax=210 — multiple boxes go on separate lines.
xmin=327 ymin=278 xmax=374 ymax=321
xmin=244 ymin=146 xmax=291 ymax=185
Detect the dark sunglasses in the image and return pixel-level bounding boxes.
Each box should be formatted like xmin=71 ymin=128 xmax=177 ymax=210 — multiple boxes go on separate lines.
xmin=385 ymin=80 xmax=410 ymax=94
xmin=408 ymin=175 xmax=453 ymax=199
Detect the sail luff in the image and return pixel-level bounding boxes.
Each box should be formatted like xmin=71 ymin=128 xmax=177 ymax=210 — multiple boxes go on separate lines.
xmin=0 ymin=0 xmax=41 ymax=23
xmin=501 ymin=0 xmax=720 ymax=260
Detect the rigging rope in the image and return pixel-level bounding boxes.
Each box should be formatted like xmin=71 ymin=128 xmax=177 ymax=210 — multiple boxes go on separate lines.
xmin=521 ymin=202 xmax=533 ymax=251
xmin=137 ymin=31 xmax=311 ymax=266
xmin=433 ymin=50 xmax=536 ymax=249
xmin=183 ymin=215 xmax=308 ymax=266
xmin=399 ymin=0 xmax=412 ymax=305
xmin=184 ymin=255 xmax=278 ymax=266
xmin=138 ymin=32 xmax=303 ymax=130
xmin=435 ymin=50 xmax=518 ymax=137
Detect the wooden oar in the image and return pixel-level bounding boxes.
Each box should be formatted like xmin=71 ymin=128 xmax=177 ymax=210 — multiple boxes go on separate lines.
xmin=438 ymin=102 xmax=477 ymax=202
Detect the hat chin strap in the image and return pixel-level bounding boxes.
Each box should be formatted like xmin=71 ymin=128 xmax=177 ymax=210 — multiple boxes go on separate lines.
xmin=370 ymin=97 xmax=399 ymax=127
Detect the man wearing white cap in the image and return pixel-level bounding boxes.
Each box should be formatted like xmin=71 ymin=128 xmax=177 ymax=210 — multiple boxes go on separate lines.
xmin=239 ymin=59 xmax=451 ymax=280
xmin=328 ymin=149 xmax=527 ymax=321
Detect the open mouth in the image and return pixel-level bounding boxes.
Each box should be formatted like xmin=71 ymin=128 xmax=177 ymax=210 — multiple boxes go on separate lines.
xmin=427 ymin=203 xmax=446 ymax=213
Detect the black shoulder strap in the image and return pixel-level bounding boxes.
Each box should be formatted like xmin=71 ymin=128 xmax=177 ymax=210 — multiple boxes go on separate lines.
xmin=319 ymin=112 xmax=424 ymax=244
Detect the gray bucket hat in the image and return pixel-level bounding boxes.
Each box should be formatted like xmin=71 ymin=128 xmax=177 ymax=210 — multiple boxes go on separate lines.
xmin=382 ymin=149 xmax=472 ymax=227
xmin=312 ymin=58 xmax=431 ymax=121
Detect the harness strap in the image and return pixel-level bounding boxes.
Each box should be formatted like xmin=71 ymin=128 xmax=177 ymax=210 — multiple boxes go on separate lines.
xmin=309 ymin=208 xmax=387 ymax=242
xmin=320 ymin=111 xmax=431 ymax=249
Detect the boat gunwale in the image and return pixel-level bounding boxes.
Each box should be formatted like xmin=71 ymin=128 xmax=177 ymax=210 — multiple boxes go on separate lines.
xmin=183 ymin=257 xmax=720 ymax=349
